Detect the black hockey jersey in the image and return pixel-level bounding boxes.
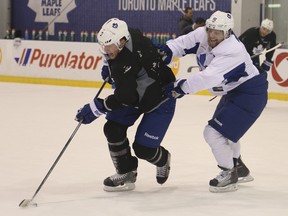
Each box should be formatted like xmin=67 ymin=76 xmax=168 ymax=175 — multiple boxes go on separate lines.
xmin=104 ymin=28 xmax=176 ymax=113
xmin=239 ymin=27 xmax=276 ymax=66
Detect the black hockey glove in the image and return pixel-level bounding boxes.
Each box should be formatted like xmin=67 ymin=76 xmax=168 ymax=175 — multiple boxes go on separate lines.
xmin=260 ymin=60 xmax=273 ymax=72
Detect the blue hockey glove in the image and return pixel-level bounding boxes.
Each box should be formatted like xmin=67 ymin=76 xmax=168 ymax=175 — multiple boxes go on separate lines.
xmin=260 ymin=60 xmax=273 ymax=72
xmin=156 ymin=44 xmax=173 ymax=65
xmin=164 ymin=79 xmax=187 ymax=99
xmin=101 ymin=65 xmax=113 ymax=84
xmin=75 ymin=98 xmax=107 ymax=124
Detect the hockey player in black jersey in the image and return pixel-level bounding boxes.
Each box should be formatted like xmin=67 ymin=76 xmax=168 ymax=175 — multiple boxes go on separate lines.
xmin=239 ymin=18 xmax=277 ymax=73
xmin=75 ymin=18 xmax=176 ymax=192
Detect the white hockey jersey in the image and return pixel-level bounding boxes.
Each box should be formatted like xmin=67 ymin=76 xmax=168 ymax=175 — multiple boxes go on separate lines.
xmin=166 ymin=27 xmax=260 ymax=95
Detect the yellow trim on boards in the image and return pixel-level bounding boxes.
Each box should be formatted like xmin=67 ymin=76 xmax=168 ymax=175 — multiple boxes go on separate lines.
xmin=0 ymin=75 xmax=287 ymax=101
xmin=268 ymin=92 xmax=288 ymax=101
xmin=0 ymin=75 xmax=112 ymax=88
xmin=194 ymin=90 xmax=288 ymax=101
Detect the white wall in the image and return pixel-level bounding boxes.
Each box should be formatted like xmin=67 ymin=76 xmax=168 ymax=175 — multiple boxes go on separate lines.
xmin=0 ymin=0 xmax=11 ymax=38
xmin=265 ymin=0 xmax=288 ymax=46
xmin=231 ymin=0 xmax=263 ymax=36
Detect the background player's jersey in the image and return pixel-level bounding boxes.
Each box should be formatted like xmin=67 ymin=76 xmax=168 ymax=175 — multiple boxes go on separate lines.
xmin=239 ymin=27 xmax=276 ymax=66
xmin=166 ymin=27 xmax=259 ymax=95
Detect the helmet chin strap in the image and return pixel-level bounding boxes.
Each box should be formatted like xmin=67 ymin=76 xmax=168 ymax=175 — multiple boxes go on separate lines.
xmin=224 ymin=29 xmax=232 ymax=39
xmin=117 ymin=44 xmax=124 ymax=51
xmin=116 ymin=39 xmax=128 ymax=51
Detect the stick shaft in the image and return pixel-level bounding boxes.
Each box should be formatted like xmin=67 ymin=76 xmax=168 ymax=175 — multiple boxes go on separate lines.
xmin=28 ymin=80 xmax=107 ymax=202
xmin=187 ymin=42 xmax=284 ymax=73
xmin=251 ymin=42 xmax=283 ymax=58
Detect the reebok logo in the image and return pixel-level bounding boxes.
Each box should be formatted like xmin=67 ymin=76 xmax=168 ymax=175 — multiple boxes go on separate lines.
xmin=144 ymin=132 xmax=159 ymax=140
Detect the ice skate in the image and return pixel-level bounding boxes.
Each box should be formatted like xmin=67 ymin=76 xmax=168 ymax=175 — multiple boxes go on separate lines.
xmin=156 ymin=152 xmax=171 ymax=184
xmin=209 ymin=167 xmax=238 ymax=193
xmin=235 ymin=157 xmax=254 ymax=183
xmin=103 ymin=170 xmax=137 ymax=192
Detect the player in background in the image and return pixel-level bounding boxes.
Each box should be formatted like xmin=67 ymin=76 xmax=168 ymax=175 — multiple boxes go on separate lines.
xmin=159 ymin=11 xmax=268 ymax=192
xmin=239 ymin=19 xmax=277 ymax=73
xmin=180 ymin=17 xmax=206 ymax=36
xmin=75 ymin=18 xmax=176 ymax=192
xmin=178 ymin=7 xmax=194 ymax=36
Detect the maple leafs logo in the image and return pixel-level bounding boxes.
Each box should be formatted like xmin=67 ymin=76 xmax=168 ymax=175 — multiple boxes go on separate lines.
xmin=28 ymin=0 xmax=76 ymax=35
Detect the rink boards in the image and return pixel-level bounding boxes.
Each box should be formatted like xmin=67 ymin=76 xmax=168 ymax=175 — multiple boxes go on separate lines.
xmin=0 ymin=39 xmax=287 ymax=100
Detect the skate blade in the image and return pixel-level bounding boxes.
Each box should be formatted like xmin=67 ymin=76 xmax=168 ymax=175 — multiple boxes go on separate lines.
xmin=238 ymin=174 xmax=254 ymax=183
xmin=103 ymin=183 xmax=135 ymax=192
xmin=19 ymin=199 xmax=38 ymax=208
xmin=209 ymin=183 xmax=238 ymax=193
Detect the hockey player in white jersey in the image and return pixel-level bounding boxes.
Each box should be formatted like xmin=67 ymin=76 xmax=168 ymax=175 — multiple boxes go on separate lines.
xmin=160 ymin=11 xmax=268 ymax=192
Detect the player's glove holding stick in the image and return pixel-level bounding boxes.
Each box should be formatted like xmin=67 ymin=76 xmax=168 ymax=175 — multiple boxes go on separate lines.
xmin=164 ymin=79 xmax=187 ymax=99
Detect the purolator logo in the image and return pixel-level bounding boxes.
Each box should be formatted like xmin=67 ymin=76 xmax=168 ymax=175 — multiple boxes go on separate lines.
xmin=271 ymin=52 xmax=288 ymax=87
xmin=14 ymin=48 xmax=102 ymax=70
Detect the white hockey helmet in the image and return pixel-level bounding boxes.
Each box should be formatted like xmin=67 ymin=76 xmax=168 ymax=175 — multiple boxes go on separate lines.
xmin=206 ymin=11 xmax=234 ymax=38
xmin=97 ymin=18 xmax=130 ymax=49
xmin=261 ymin=18 xmax=273 ymax=31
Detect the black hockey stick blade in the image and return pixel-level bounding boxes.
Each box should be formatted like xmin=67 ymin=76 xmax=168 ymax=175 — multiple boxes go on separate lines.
xmin=19 ymin=199 xmax=37 ymax=208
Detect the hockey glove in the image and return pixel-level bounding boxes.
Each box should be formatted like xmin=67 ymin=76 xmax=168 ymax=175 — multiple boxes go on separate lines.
xmin=260 ymin=60 xmax=273 ymax=72
xmin=75 ymin=98 xmax=107 ymax=124
xmin=164 ymin=79 xmax=187 ymax=99
xmin=101 ymin=65 xmax=114 ymax=84
xmin=156 ymin=44 xmax=173 ymax=65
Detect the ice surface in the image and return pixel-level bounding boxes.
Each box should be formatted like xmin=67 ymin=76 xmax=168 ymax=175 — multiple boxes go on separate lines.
xmin=1 ymin=82 xmax=288 ymax=216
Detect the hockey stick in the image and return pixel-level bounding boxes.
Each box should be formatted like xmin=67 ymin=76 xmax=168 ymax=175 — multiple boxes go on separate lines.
xmin=187 ymin=42 xmax=284 ymax=73
xmin=251 ymin=42 xmax=283 ymax=58
xmin=187 ymin=65 xmax=200 ymax=73
xmin=19 ymin=79 xmax=108 ymax=208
